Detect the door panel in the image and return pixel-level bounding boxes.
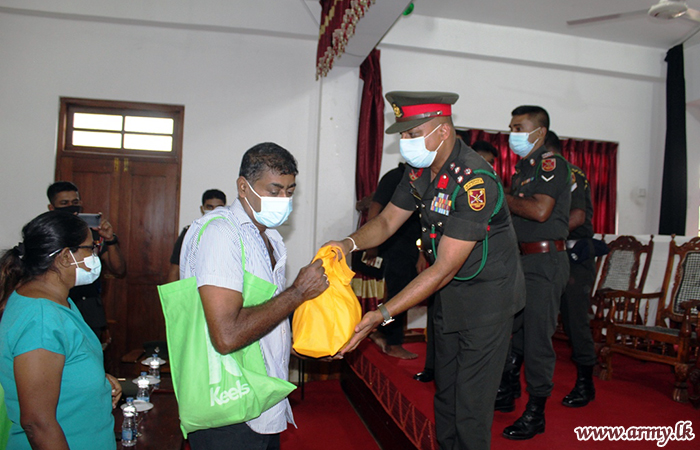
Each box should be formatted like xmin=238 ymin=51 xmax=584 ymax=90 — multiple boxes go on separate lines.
xmin=118 ymin=161 xmax=179 ymax=354
xmin=56 ymin=155 xmax=180 ymax=374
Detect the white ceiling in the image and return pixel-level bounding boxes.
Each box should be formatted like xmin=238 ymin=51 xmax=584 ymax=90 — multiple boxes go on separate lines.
xmin=401 ymin=0 xmax=700 ymax=49
xmin=3 ymin=0 xmax=700 ymax=50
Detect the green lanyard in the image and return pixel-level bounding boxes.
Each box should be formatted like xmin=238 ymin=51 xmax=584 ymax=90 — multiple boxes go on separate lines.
xmin=430 ymin=169 xmax=504 ymax=281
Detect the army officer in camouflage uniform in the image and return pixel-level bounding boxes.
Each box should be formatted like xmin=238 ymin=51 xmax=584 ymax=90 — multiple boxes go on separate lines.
xmin=332 ymin=91 xmax=525 ymax=450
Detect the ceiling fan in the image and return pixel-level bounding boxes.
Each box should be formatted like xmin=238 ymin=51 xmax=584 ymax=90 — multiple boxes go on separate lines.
xmin=567 ymin=0 xmax=700 ymax=26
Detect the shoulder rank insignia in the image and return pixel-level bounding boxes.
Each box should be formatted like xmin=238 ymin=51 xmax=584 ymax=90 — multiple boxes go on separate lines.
xmin=463 ymin=177 xmax=484 ymax=192
xmin=437 ymin=174 xmax=449 ymax=189
xmin=542 ymin=158 xmax=556 ymax=172
xmin=450 ymin=162 xmax=456 ymax=170
xmin=453 ymin=166 xmax=461 ymax=174
xmin=409 ymin=168 xmax=423 ymax=181
xmin=456 ymin=175 xmax=464 ymax=184
xmin=468 ymin=188 xmax=486 ymax=211
xmin=464 ymin=168 xmax=472 ymax=176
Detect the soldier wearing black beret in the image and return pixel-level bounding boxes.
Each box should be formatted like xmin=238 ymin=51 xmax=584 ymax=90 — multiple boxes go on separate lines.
xmin=329 ymin=91 xmax=525 ymax=450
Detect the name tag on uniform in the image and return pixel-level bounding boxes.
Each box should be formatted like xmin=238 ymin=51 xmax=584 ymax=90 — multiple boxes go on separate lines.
xmin=430 ymin=192 xmax=452 ymax=215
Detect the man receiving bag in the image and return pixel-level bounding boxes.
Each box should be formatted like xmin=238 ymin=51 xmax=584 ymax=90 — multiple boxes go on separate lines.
xmin=328 ymin=92 xmax=525 ymax=450
xmin=161 ymin=143 xmax=328 ymax=450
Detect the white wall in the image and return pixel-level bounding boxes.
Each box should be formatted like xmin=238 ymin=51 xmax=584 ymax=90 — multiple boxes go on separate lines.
xmin=377 ymin=15 xmax=683 ymax=235
xmin=2 ymin=7 xmax=700 ymax=286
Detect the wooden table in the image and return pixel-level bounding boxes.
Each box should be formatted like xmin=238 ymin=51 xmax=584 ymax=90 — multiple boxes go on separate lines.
xmin=113 ymin=377 xmax=184 ymax=449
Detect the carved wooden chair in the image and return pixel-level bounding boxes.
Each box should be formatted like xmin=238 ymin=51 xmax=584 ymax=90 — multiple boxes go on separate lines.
xmin=599 ymin=236 xmax=700 ymax=403
xmin=590 ymin=235 xmax=654 ymax=345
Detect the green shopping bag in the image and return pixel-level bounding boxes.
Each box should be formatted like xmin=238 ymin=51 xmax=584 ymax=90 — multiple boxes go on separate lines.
xmin=158 ymin=217 xmax=295 ymax=438
xmin=0 ymin=382 xmax=9 ymax=450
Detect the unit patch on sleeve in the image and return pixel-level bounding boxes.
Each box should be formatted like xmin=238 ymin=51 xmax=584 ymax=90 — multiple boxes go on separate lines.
xmin=430 ymin=192 xmax=452 ymax=215
xmin=463 ymin=177 xmax=484 ymax=192
xmin=467 ymin=188 xmax=486 ymax=211
xmin=542 ymin=158 xmax=556 ymax=172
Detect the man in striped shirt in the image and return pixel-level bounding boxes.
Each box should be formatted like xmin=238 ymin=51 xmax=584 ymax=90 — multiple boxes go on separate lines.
xmin=180 ymin=142 xmax=328 ymax=450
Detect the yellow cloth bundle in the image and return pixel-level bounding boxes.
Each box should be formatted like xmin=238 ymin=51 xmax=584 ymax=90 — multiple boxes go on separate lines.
xmin=292 ymin=246 xmax=362 ymax=358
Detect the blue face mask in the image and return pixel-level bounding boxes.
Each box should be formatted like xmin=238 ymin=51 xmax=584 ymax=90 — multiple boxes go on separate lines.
xmin=244 ymin=179 xmax=293 ymax=228
xmin=399 ymin=124 xmax=444 ymax=168
xmin=509 ymin=127 xmax=541 ymax=157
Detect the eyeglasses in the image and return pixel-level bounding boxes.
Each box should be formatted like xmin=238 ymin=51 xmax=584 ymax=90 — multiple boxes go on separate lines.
xmin=77 ymin=243 xmax=101 ymax=257
xmin=49 ymin=242 xmax=101 ymax=258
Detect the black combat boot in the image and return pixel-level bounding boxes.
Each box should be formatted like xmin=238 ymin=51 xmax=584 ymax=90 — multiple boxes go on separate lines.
xmin=494 ymin=353 xmax=523 ymax=412
xmin=502 ymin=395 xmax=547 ymax=440
xmin=562 ymin=364 xmax=595 ymax=407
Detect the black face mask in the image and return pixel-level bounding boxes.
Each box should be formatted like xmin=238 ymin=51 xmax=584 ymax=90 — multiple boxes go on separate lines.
xmin=54 ymin=205 xmax=82 ymax=215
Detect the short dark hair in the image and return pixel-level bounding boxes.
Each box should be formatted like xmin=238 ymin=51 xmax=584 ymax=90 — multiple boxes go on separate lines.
xmin=471 ymin=140 xmax=498 ymax=159
xmin=47 ymin=181 xmax=79 ymax=204
xmin=202 ymin=189 xmax=227 ymax=205
xmin=239 ymin=142 xmax=298 ymax=183
xmin=454 ymin=129 xmax=469 ymax=142
xmin=544 ymin=131 xmax=562 ymax=154
xmin=1 ymin=211 xmax=88 ymax=308
xmin=511 ymin=105 xmax=550 ymax=130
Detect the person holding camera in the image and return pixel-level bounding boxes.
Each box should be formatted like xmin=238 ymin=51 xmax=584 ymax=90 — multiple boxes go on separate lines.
xmin=46 ymin=181 xmax=126 ymax=338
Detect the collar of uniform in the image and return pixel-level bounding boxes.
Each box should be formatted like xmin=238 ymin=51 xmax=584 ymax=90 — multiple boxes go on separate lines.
xmin=441 ymin=140 xmax=465 ymax=180
xmin=515 ymin=144 xmax=547 ymax=169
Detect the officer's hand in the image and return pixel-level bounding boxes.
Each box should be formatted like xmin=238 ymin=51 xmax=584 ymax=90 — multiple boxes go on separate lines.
xmin=322 ymin=239 xmax=353 ymax=261
xmin=291 ymin=259 xmax=329 ymax=301
xmin=363 ymin=247 xmax=380 ymax=266
xmin=336 ymin=310 xmax=383 ymax=357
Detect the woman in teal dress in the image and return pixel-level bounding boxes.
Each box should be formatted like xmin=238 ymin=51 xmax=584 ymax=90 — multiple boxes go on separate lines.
xmin=0 ymin=211 xmax=121 ymax=449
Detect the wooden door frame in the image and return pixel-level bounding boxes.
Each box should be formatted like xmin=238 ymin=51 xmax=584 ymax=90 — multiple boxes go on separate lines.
xmin=54 ymin=97 xmax=184 ymax=374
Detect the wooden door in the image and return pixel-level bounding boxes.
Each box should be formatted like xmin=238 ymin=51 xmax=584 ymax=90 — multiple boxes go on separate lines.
xmin=56 ymin=155 xmax=180 ymax=374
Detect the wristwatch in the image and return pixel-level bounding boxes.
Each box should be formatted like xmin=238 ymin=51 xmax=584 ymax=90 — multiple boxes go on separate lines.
xmin=104 ymin=234 xmax=119 ymax=246
xmin=377 ymin=303 xmax=394 ymax=326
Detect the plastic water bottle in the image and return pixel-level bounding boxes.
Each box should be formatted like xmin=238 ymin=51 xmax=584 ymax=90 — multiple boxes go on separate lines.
xmin=121 ymin=397 xmax=137 ymax=447
xmin=136 ymin=372 xmax=150 ymax=403
xmin=149 ymin=354 xmax=161 ymax=389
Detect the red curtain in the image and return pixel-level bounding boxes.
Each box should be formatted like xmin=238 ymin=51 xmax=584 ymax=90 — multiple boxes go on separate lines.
xmin=355 ymin=48 xmax=384 ymax=224
xmin=461 ymin=129 xmax=617 ymax=234
xmin=352 ymin=48 xmax=385 ymax=314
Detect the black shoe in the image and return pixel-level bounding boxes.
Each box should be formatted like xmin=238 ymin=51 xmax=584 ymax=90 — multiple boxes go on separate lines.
xmin=502 ymin=396 xmax=546 ymax=440
xmin=494 ymin=352 xmax=523 ymax=411
xmin=413 ymin=369 xmax=434 ymax=382
xmin=562 ymin=365 xmax=595 ymax=408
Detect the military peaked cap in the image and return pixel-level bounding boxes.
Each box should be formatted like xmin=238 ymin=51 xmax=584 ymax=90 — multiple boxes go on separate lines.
xmin=385 ymin=91 xmax=459 ymax=134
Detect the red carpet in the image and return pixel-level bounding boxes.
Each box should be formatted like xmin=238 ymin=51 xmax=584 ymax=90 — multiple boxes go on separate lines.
xmin=281 ymin=378 xmax=381 ymax=450
xmin=285 ymin=338 xmax=699 ymax=450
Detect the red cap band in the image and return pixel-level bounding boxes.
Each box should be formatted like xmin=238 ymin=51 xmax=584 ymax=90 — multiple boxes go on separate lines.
xmin=399 ymin=103 xmax=452 ymax=120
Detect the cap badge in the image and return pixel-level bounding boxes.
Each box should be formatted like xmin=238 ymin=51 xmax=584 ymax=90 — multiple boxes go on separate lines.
xmin=392 ymin=104 xmax=403 ymax=118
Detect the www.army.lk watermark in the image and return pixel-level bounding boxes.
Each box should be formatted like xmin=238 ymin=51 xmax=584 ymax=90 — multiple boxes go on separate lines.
xmin=574 ymin=421 xmax=695 ymax=447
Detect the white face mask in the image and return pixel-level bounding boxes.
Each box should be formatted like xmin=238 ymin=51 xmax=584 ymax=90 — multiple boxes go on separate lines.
xmin=244 ymin=179 xmax=293 ymax=228
xmin=69 ymin=251 xmax=102 ymax=286
xmin=399 ymin=124 xmax=444 ymax=168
